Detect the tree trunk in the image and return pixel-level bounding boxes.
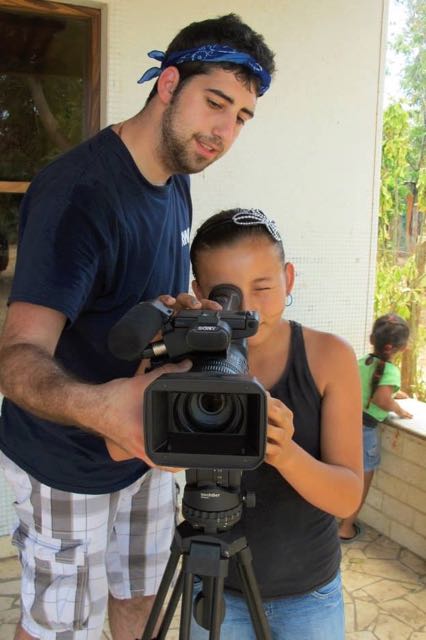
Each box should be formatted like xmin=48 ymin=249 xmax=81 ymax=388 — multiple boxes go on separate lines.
xmin=401 ymin=239 xmax=426 ymax=394
xmin=26 ymin=76 xmax=72 ymax=152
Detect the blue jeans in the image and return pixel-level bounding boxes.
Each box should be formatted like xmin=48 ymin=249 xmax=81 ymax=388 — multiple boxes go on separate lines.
xmin=190 ymin=571 xmax=345 ymax=640
xmin=363 ymin=424 xmax=381 ymax=471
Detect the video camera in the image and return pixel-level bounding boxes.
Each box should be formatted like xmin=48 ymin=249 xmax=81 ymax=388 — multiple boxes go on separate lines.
xmin=108 ymin=284 xmax=267 ymax=470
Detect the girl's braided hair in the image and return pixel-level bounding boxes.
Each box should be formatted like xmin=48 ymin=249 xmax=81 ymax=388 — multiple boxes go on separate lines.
xmin=366 ymin=313 xmax=409 ymax=405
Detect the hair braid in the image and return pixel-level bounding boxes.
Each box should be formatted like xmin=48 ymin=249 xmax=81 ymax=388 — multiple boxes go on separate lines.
xmin=366 ymin=314 xmax=409 ymax=406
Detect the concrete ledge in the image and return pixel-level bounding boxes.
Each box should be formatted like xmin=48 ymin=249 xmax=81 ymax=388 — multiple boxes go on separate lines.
xmin=384 ymin=398 xmax=426 ymax=439
xmin=360 ymin=403 xmax=426 ymax=559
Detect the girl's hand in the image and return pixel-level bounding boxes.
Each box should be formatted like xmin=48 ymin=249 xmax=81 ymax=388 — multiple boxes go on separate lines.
xmin=264 ymin=394 xmax=296 ymax=469
xmin=396 ymin=406 xmax=413 ymax=419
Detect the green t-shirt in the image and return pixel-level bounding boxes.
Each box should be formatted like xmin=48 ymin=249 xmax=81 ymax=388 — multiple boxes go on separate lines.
xmin=358 ymin=355 xmax=401 ymax=422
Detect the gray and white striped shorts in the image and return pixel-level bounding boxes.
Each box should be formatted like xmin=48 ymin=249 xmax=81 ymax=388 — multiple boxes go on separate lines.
xmin=0 ymin=451 xmax=177 ymax=639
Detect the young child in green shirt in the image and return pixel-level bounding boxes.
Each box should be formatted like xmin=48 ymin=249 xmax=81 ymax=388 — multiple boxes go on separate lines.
xmin=339 ymin=313 xmax=412 ymax=542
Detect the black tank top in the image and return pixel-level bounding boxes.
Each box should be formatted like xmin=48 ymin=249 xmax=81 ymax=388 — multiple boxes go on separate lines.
xmin=225 ymin=321 xmax=341 ymax=598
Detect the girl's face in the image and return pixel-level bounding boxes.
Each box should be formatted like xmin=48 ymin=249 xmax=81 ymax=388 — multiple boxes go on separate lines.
xmin=192 ymin=236 xmax=294 ymax=347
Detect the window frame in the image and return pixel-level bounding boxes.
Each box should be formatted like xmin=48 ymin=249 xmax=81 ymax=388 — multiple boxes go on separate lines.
xmin=0 ymin=0 xmax=101 ymax=194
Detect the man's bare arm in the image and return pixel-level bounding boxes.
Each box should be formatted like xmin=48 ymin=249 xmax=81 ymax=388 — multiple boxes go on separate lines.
xmin=0 ymin=301 xmax=191 ymax=460
xmin=0 ymin=303 xmax=82 ymax=421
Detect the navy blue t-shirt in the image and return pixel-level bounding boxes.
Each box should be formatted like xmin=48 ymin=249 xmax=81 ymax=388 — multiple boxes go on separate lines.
xmin=0 ymin=127 xmax=192 ymax=493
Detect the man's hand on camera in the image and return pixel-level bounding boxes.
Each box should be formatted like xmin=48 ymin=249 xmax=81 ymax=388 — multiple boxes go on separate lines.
xmin=159 ymin=292 xmax=222 ymax=313
xmin=102 ymin=358 xmax=192 ymax=464
xmin=140 ymin=293 xmax=222 ymax=344
xmin=103 ymin=292 xmax=220 ymax=464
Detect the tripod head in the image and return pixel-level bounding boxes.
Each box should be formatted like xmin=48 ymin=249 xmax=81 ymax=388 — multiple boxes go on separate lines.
xmin=138 ymin=468 xmax=270 ymax=640
xmin=182 ymin=468 xmax=255 ymax=535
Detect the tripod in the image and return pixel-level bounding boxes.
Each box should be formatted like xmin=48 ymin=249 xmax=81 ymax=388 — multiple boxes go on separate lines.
xmin=138 ymin=469 xmax=271 ymax=640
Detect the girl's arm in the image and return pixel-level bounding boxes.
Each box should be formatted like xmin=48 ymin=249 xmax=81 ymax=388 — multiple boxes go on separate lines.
xmin=265 ymin=331 xmax=363 ymax=518
xmin=372 ymin=386 xmax=413 ymax=418
xmin=394 ymin=390 xmax=409 ymax=399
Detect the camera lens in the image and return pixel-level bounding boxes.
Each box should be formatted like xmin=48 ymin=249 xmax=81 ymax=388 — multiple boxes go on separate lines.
xmin=199 ymin=393 xmax=225 ymax=414
xmin=174 ymin=392 xmax=243 ymax=434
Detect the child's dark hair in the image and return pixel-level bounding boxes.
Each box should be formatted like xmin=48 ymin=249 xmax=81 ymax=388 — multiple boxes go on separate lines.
xmin=366 ymin=313 xmax=409 ymax=404
xmin=146 ymin=14 xmax=276 ymax=102
xmin=190 ymin=208 xmax=285 ymax=281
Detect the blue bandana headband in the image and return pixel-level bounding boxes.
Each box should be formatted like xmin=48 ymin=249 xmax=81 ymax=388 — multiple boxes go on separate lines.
xmin=137 ymin=45 xmax=271 ymax=96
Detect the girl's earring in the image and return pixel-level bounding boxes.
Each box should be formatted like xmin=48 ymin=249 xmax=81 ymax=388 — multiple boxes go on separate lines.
xmin=286 ymin=293 xmax=293 ymax=307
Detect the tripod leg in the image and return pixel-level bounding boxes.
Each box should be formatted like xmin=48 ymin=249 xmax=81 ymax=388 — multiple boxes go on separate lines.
xmin=155 ymin=569 xmax=184 ymax=640
xmin=179 ymin=573 xmax=224 ymax=640
xmin=191 ymin=576 xmax=226 ymax=640
xmin=235 ymin=546 xmax=272 ymax=640
xmin=140 ymin=545 xmax=181 ymax=640
xmin=179 ymin=571 xmax=194 ymax=640
xmin=207 ymin=576 xmax=225 ymax=640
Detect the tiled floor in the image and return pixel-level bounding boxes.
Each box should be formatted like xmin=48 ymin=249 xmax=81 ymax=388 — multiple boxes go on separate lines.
xmin=0 ymin=523 xmax=425 ymax=639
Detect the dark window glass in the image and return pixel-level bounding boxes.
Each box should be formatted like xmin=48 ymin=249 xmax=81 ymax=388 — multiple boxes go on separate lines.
xmin=0 ymin=193 xmax=21 ymax=327
xmin=0 ymin=10 xmax=90 ymax=181
xmin=0 ymin=0 xmax=100 ymax=330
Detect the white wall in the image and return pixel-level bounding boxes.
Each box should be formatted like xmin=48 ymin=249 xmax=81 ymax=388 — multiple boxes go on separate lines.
xmin=97 ymin=0 xmax=388 ymax=354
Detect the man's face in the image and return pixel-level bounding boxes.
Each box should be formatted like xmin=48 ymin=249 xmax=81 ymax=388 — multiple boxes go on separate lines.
xmin=159 ymin=68 xmax=257 ymax=175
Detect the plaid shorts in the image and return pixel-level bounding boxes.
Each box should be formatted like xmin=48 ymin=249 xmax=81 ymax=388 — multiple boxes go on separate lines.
xmin=0 ymin=451 xmax=177 ymax=639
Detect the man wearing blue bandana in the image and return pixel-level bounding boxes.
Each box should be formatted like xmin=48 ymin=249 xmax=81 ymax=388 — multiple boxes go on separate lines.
xmin=0 ymin=13 xmax=275 ymax=640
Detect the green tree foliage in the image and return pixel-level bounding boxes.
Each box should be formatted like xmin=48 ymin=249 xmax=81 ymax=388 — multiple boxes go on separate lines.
xmin=379 ymin=103 xmax=410 ymax=249
xmin=376 ymin=0 xmax=426 ymax=399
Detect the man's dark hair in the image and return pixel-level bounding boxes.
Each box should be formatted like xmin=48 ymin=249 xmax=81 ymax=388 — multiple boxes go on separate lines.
xmin=146 ymin=14 xmax=275 ymax=103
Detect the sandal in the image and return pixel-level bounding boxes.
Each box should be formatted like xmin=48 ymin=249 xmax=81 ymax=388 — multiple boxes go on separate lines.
xmin=339 ymin=522 xmax=363 ymax=544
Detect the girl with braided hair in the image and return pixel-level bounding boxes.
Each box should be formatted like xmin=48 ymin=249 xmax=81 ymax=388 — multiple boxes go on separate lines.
xmin=338 ymin=313 xmax=412 ymax=542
